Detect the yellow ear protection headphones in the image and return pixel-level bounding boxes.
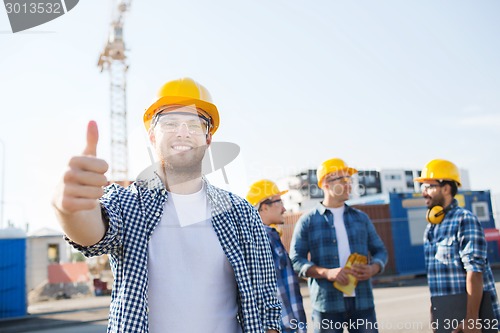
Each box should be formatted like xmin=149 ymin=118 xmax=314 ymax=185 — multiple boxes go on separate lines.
xmin=269 ymin=224 xmax=283 ymax=237
xmin=426 ymin=205 xmax=450 ymax=224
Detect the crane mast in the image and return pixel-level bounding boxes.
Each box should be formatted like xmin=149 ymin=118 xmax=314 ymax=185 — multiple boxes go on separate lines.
xmin=97 ymin=1 xmax=131 ymax=182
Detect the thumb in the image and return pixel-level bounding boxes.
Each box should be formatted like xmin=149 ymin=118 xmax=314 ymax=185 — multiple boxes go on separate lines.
xmin=83 ymin=120 xmax=99 ymax=156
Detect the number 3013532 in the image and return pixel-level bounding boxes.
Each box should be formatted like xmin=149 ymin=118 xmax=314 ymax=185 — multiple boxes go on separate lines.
xmin=5 ymin=2 xmax=62 ymax=14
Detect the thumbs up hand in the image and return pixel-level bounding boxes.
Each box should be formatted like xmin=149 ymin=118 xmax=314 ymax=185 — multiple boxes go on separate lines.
xmin=53 ymin=121 xmax=109 ymax=215
xmin=83 ymin=119 xmax=100 ymax=157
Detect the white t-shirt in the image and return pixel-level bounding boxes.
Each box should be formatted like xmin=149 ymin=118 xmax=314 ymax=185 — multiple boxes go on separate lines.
xmin=328 ymin=206 xmax=355 ymax=297
xmin=147 ymin=185 xmax=242 ymax=333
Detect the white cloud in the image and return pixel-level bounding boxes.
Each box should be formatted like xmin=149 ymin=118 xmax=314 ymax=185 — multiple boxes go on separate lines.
xmin=456 ymin=113 xmax=500 ymax=128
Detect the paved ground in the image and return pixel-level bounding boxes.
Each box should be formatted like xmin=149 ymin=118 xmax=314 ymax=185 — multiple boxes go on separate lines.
xmin=0 ymin=297 xmax=110 ymax=333
xmin=1 ymin=271 xmax=499 ymax=333
xmin=299 ymin=275 xmax=434 ymax=333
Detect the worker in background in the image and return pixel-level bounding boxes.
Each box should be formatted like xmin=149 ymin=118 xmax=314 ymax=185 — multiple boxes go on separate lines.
xmin=247 ymin=180 xmax=307 ymax=333
xmin=52 ymin=77 xmax=281 ymax=333
xmin=415 ymin=159 xmax=500 ymax=332
xmin=290 ymin=158 xmax=388 ymax=333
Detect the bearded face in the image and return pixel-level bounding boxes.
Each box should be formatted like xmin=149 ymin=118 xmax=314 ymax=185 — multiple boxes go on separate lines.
xmin=149 ymin=107 xmax=212 ymax=180
xmin=421 ymin=182 xmax=446 ymax=208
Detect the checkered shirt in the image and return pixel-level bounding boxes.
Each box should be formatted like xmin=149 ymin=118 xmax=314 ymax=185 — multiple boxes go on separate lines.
xmin=424 ymin=199 xmax=500 ymax=321
xmin=289 ymin=203 xmax=388 ymax=313
xmin=265 ymin=226 xmax=307 ymax=332
xmin=66 ymin=170 xmax=281 ymax=333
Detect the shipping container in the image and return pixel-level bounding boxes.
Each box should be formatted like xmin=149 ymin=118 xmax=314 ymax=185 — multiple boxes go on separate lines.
xmin=388 ymin=190 xmax=499 ymax=276
xmin=0 ymin=228 xmax=27 ymax=320
xmin=281 ymin=205 xmax=396 ymax=275
xmin=352 ymin=204 xmax=396 ymax=275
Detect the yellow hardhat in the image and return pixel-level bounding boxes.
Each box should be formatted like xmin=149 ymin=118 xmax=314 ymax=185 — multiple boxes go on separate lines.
xmin=414 ymin=159 xmax=462 ymax=187
xmin=143 ymin=77 xmax=220 ymax=134
xmin=316 ymin=158 xmax=358 ymax=189
xmin=246 ymin=179 xmax=288 ymax=207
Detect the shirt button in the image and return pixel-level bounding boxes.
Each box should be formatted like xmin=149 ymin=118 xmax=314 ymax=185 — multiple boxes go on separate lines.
xmin=332 ymin=239 xmax=337 ymax=243
xmin=161 ymin=189 xmax=166 ymax=195
xmin=155 ymin=212 xmax=160 ymax=217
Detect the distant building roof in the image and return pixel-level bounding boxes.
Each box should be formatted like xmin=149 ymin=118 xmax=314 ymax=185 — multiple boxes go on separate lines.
xmin=28 ymin=227 xmax=64 ymax=238
xmin=347 ymin=193 xmax=390 ymax=206
xmin=0 ymin=227 xmax=27 ymax=239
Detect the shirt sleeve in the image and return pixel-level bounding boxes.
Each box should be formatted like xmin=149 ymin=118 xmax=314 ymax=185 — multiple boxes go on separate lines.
xmin=65 ymin=184 xmax=123 ymax=257
xmin=250 ymin=208 xmax=282 ymax=331
xmin=458 ymin=210 xmax=487 ymax=272
xmin=365 ymin=214 xmax=388 ymax=273
xmin=289 ymin=214 xmax=314 ymax=278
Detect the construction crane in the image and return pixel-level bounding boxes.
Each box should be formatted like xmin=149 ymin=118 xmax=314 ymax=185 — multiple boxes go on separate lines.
xmin=97 ymin=0 xmax=131 ymax=182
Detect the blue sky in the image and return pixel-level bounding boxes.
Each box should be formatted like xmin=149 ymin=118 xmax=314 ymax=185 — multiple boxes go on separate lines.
xmin=1 ymin=0 xmax=499 ymax=232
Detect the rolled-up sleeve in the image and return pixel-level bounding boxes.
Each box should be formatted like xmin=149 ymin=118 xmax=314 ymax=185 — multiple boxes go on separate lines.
xmin=65 ymin=184 xmax=123 ymax=257
xmin=250 ymin=208 xmax=282 ymax=331
xmin=458 ymin=211 xmax=487 ymax=272
xmin=290 ymin=215 xmax=313 ymax=278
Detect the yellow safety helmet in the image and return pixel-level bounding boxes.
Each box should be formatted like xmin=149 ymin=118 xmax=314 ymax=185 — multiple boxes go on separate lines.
xmin=316 ymin=158 xmax=358 ymax=189
xmin=414 ymin=159 xmax=461 ymax=187
xmin=246 ymin=179 xmax=288 ymax=207
xmin=143 ymin=77 xmax=220 ymax=134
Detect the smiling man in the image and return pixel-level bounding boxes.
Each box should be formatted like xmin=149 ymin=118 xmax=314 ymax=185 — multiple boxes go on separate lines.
xmin=52 ymin=78 xmax=281 ymax=333
xmin=415 ymin=159 xmax=500 ymax=333
xmin=247 ymin=180 xmax=307 ymax=333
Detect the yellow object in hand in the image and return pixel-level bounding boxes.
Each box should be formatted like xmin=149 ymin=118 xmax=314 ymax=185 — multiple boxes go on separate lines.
xmin=333 ymin=253 xmax=367 ymax=296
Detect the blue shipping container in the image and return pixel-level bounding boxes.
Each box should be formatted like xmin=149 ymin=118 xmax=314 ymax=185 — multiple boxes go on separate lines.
xmin=388 ymin=191 xmax=498 ymax=276
xmin=0 ymin=237 xmax=26 ymax=319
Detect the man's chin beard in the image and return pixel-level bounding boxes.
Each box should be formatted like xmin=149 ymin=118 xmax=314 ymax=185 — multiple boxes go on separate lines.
xmin=161 ymin=160 xmax=202 ymax=175
xmin=428 ymin=197 xmax=445 ymax=208
xmin=159 ymin=146 xmax=206 ymax=170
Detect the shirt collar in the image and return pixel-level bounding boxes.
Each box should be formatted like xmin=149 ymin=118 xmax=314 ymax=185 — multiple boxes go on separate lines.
xmin=134 ymin=163 xmax=165 ymax=191
xmin=447 ymin=198 xmax=459 ymax=212
xmin=264 ymin=225 xmax=281 ymax=237
xmin=264 ymin=224 xmax=278 ymax=231
xmin=316 ymin=202 xmax=349 ymax=215
xmin=132 ymin=162 xmax=234 ymax=213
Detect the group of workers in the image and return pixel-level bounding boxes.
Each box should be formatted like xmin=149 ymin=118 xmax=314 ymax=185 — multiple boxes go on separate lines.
xmin=53 ymin=77 xmax=499 ymax=333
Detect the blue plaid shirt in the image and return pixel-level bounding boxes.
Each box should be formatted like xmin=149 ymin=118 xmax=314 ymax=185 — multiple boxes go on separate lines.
xmin=289 ymin=203 xmax=387 ymax=313
xmin=265 ymin=226 xmax=307 ymax=333
xmin=424 ymin=199 xmax=500 ymax=321
xmin=66 ymin=172 xmax=281 ymax=333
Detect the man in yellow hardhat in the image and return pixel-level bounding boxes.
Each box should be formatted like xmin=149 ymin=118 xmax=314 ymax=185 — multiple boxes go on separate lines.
xmin=247 ymin=179 xmax=307 ymax=333
xmin=52 ymin=78 xmax=281 ymax=333
xmin=415 ymin=159 xmax=500 ymax=331
xmin=290 ymin=158 xmax=387 ymax=333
